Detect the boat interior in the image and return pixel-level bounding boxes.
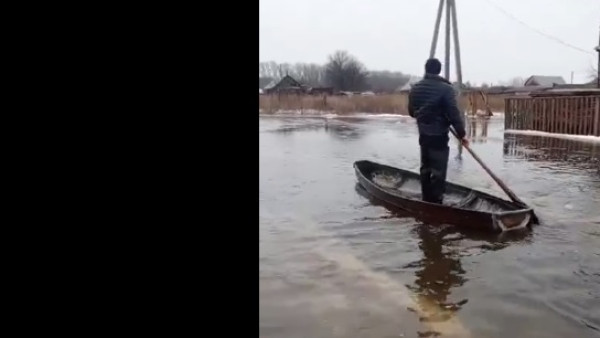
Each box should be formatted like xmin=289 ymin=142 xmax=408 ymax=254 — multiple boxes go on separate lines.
xmin=356 ymin=161 xmax=523 ymax=213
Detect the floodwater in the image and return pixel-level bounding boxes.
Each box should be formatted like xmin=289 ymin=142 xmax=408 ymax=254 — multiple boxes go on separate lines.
xmin=259 ymin=114 xmax=600 ymax=338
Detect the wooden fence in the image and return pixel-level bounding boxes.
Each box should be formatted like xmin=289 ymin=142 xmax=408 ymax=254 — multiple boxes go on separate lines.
xmin=505 ymin=95 xmax=600 ymax=136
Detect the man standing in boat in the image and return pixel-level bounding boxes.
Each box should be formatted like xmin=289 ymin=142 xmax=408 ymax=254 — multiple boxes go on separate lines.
xmin=408 ymin=58 xmax=468 ymax=204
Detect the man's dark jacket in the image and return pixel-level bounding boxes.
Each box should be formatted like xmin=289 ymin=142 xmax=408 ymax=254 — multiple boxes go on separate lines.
xmin=408 ymin=74 xmax=466 ymax=148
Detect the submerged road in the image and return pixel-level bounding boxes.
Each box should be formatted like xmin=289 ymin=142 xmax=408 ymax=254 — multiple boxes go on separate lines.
xmin=259 ymin=114 xmax=600 ymax=338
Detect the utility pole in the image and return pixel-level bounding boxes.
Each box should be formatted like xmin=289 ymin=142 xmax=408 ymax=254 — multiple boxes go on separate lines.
xmin=596 ymin=25 xmax=600 ymax=88
xmin=430 ymin=0 xmax=462 ymax=85
xmin=429 ymin=0 xmax=464 ymax=155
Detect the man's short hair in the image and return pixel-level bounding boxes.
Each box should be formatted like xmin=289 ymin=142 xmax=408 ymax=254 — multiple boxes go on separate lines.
xmin=425 ymin=58 xmax=442 ymax=75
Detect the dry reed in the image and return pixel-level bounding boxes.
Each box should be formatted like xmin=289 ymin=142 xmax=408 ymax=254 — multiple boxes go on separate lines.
xmin=259 ymin=93 xmax=507 ymax=115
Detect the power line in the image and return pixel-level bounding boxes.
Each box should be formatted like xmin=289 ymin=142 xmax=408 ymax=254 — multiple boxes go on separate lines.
xmin=482 ymin=0 xmax=595 ymax=55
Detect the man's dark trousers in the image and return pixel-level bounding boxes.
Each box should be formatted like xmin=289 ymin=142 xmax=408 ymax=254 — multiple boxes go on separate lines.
xmin=419 ymin=142 xmax=449 ymax=204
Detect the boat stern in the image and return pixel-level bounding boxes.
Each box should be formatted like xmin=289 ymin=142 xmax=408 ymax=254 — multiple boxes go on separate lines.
xmin=492 ymin=209 xmax=532 ymax=232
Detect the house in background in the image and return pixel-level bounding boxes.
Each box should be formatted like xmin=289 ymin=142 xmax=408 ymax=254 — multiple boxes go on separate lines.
xmin=263 ymin=74 xmax=336 ymax=95
xmin=523 ymin=75 xmax=566 ymax=87
xmin=263 ymin=75 xmax=307 ymax=94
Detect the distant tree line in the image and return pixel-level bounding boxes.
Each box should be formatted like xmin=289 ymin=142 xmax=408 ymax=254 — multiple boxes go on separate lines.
xmin=259 ymin=50 xmax=557 ymax=92
xmin=259 ymin=50 xmax=411 ymax=93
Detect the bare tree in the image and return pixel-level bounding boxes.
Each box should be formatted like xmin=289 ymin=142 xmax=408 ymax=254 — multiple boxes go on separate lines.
xmin=260 ymin=55 xmax=419 ymax=91
xmin=259 ymin=61 xmax=326 ymax=87
xmin=291 ymin=63 xmax=325 ymax=86
xmin=367 ymin=70 xmax=410 ymax=93
xmin=259 ymin=61 xmax=280 ymax=79
xmin=324 ymin=50 xmax=369 ymax=92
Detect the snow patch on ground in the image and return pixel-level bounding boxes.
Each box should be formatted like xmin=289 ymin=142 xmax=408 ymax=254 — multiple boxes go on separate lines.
xmin=504 ymin=129 xmax=600 ymax=143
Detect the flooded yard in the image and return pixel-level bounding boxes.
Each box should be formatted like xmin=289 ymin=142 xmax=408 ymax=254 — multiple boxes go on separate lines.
xmin=259 ymin=114 xmax=600 ymax=338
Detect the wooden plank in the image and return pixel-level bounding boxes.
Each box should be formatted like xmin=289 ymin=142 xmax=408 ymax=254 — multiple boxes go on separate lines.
xmin=570 ymin=97 xmax=574 ymax=134
xmin=504 ymin=98 xmax=510 ymax=129
xmin=590 ymin=97 xmax=595 ymax=135
xmin=536 ymin=99 xmax=541 ymax=131
xmin=590 ymin=97 xmax=594 ymax=135
xmin=552 ymin=97 xmax=560 ymax=133
xmin=557 ymin=97 xmax=562 ymax=133
xmin=546 ymin=98 xmax=551 ymax=132
xmin=539 ymin=99 xmax=543 ymax=131
xmin=569 ymin=97 xmax=573 ymax=134
xmin=510 ymin=99 xmax=515 ymax=129
xmin=576 ymin=97 xmax=581 ymax=134
xmin=527 ymin=98 xmax=531 ymax=129
xmin=576 ymin=97 xmax=581 ymax=135
xmin=563 ymin=97 xmax=567 ymax=134
xmin=516 ymin=99 xmax=521 ymax=129
xmin=568 ymin=97 xmax=573 ymax=134
xmin=572 ymin=97 xmax=580 ymax=135
xmin=530 ymin=99 xmax=535 ymax=129
xmin=584 ymin=96 xmax=588 ymax=135
xmin=568 ymin=97 xmax=572 ymax=134
xmin=512 ymin=99 xmax=516 ymax=129
xmin=515 ymin=100 xmax=523 ymax=130
xmin=587 ymin=97 xmax=593 ymax=135
xmin=525 ymin=99 xmax=529 ymax=129
xmin=503 ymin=98 xmax=507 ymax=129
xmin=535 ymin=99 xmax=540 ymax=131
xmin=542 ymin=98 xmax=547 ymax=132
xmin=576 ymin=97 xmax=580 ymax=135
xmin=510 ymin=99 xmax=517 ymax=129
xmin=540 ymin=98 xmax=544 ymax=131
xmin=594 ymin=96 xmax=599 ymax=136
xmin=532 ymin=99 xmax=537 ymax=131
xmin=554 ymin=97 xmax=559 ymax=133
xmin=524 ymin=99 xmax=528 ymax=129
xmin=579 ymin=97 xmax=584 ymax=135
xmin=537 ymin=99 xmax=544 ymax=130
xmin=555 ymin=98 xmax=560 ymax=133
xmin=521 ymin=99 xmax=525 ymax=130
xmin=587 ymin=97 xmax=591 ymax=135
xmin=511 ymin=98 xmax=515 ymax=129
xmin=566 ymin=97 xmax=571 ymax=134
xmin=571 ymin=97 xmax=579 ymax=135
xmin=521 ymin=99 xmax=526 ymax=130
xmin=539 ymin=99 xmax=544 ymax=131
xmin=561 ymin=97 xmax=565 ymax=134
xmin=550 ymin=98 xmax=555 ymax=133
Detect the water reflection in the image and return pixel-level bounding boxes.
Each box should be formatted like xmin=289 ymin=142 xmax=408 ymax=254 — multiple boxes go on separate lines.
xmin=355 ymin=183 xmax=532 ymax=327
xmin=325 ymin=120 xmax=363 ymax=141
xmin=503 ymin=134 xmax=600 ymax=172
xmin=269 ymin=118 xmax=364 ymax=140
xmin=466 ymin=117 xmax=490 ymax=144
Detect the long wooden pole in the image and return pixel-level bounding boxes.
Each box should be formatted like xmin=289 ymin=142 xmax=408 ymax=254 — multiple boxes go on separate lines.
xmin=449 ymin=127 xmax=539 ymax=223
xmin=429 ymin=0 xmax=445 ymax=58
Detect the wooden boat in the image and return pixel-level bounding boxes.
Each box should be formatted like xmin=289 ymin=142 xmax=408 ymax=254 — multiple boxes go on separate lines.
xmin=354 ymin=160 xmax=534 ymax=232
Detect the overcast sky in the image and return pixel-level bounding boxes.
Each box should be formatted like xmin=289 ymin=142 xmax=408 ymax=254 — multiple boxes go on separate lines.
xmin=259 ymin=0 xmax=599 ymax=85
